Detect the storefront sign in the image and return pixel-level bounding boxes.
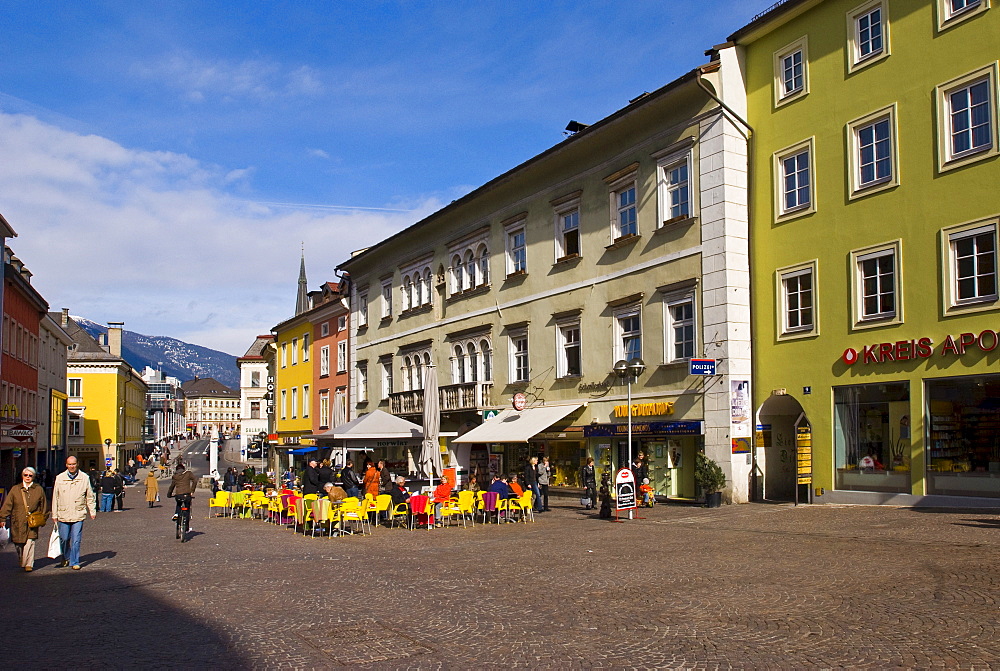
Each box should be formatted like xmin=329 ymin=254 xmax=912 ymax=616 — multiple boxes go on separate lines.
xmin=796 ymin=427 xmax=812 ymax=485
xmin=842 ymin=330 xmax=1000 ymax=366
xmin=483 ymin=409 xmax=500 ymax=421
xmin=0 ymin=404 xmax=20 ymax=417
xmin=732 ymin=437 xmax=751 ymax=454
xmin=614 ymin=468 xmax=636 ymax=511
xmin=613 ymin=401 xmax=674 ymax=417
xmin=689 ymin=359 xmax=716 ymax=375
xmin=584 ymin=421 xmax=703 ymax=437
xmin=578 ymin=381 xmax=613 ymax=393
xmin=3 ymin=426 xmax=35 ymax=441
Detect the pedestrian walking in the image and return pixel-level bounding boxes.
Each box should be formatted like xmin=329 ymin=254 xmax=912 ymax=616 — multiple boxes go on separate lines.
xmin=144 ymin=470 xmax=159 ymax=508
xmin=537 ymin=456 xmax=552 ymax=512
xmin=580 ymin=457 xmax=597 ymax=510
xmin=523 ymin=456 xmax=542 ymax=512
xmin=99 ymin=470 xmax=119 ymax=513
xmin=0 ymin=466 xmax=49 ymax=572
xmin=112 ymin=468 xmax=126 ymax=512
xmin=52 ymin=456 xmax=97 ymax=570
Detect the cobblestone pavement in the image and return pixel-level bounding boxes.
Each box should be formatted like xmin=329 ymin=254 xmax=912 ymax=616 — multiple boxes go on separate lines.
xmin=3 ymin=476 xmax=1000 ymax=669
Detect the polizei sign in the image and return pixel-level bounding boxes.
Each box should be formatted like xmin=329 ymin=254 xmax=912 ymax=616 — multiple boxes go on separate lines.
xmin=842 ymin=330 xmax=1000 ymax=366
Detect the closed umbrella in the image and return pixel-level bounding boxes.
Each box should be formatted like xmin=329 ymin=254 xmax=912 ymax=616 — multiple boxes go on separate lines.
xmin=420 ymin=364 xmax=443 ymax=486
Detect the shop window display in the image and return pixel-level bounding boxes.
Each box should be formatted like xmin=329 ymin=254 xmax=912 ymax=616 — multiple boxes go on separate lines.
xmin=834 ymin=381 xmax=910 ymax=493
xmin=926 ymin=374 xmax=1000 ymax=498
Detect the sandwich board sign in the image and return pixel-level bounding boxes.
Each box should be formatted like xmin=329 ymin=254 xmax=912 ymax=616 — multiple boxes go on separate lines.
xmin=615 ymin=467 xmax=636 ymax=512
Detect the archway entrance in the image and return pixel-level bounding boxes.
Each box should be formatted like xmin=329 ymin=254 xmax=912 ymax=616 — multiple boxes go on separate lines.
xmin=756 ymin=394 xmax=810 ymax=502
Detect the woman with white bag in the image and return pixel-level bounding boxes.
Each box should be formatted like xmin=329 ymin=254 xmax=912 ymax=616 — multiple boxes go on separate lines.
xmin=0 ymin=466 xmax=49 ymax=572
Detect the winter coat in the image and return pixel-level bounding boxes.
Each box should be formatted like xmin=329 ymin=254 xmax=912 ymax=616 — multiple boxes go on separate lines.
xmin=168 ymin=470 xmax=197 ymax=498
xmin=537 ymin=462 xmax=550 ymax=486
xmin=378 ymin=466 xmax=392 ymax=493
xmin=0 ymin=482 xmax=48 ymax=543
xmin=362 ymin=466 xmax=380 ymax=499
xmin=145 ymin=473 xmax=159 ymax=502
xmin=52 ymin=470 xmax=97 ymax=523
xmin=302 ymin=465 xmax=322 ymax=495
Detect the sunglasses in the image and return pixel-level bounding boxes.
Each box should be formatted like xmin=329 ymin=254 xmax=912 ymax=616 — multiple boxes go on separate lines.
xmin=22 ymin=473 xmax=34 ymax=477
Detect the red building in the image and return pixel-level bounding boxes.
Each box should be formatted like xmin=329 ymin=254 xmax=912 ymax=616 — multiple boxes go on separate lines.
xmin=0 ymin=246 xmax=48 ymax=493
xmin=310 ymin=280 xmax=350 ymax=435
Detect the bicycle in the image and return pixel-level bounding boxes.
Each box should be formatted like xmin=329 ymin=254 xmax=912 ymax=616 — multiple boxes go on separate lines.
xmin=174 ymin=493 xmax=193 ymax=542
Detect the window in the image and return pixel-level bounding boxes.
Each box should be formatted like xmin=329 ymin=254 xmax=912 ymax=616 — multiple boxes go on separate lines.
xmin=281 ymin=389 xmax=287 ymax=419
xmin=510 ymin=330 xmax=529 ymax=383
xmin=936 ymin=65 xmax=998 ymax=171
xmin=319 ymin=395 xmax=329 ymax=427
xmin=451 ymin=254 xmax=464 ymax=293
xmin=423 ymin=269 xmax=434 ymax=304
xmin=478 ymin=246 xmax=490 ymax=285
xmin=665 ymin=296 xmax=695 ymax=361
xmin=402 ymin=276 xmax=413 ymax=310
xmin=936 ymin=0 xmax=988 ymax=30
xmin=779 ymin=264 xmax=816 ymax=335
xmin=480 ymin=340 xmax=492 ymax=381
xmin=358 ymin=292 xmax=368 ymax=327
xmin=614 ymin=185 xmax=637 ymax=239
xmin=614 ymin=307 xmax=642 ymax=362
xmin=357 ymin=364 xmax=368 ymax=403
xmin=465 ymin=250 xmax=477 ymax=290
xmin=381 ymin=280 xmax=392 ymax=319
xmin=302 ymin=333 xmax=309 ymax=361
xmin=281 ymin=343 xmax=288 ymax=368
xmin=68 ymin=414 xmax=82 ymax=437
xmin=291 ymin=338 xmax=298 ymax=365
xmin=506 ymin=225 xmax=526 ymax=275
xmin=453 ymin=344 xmax=466 ymax=384
xmin=557 ymin=322 xmax=581 ymax=377
xmin=847 ymin=105 xmax=898 ymax=197
xmin=291 ymin=387 xmax=298 ymax=418
xmin=338 ymin=315 xmax=347 ymax=331
xmin=774 ymin=138 xmax=815 ymax=220
xmin=302 ymin=385 xmax=310 ymax=418
xmin=553 ymin=192 xmax=580 ymax=262
xmin=320 ymin=345 xmax=330 ymax=376
xmin=337 ymin=340 xmax=347 ymax=373
xmin=380 ymin=360 xmax=393 ymax=399
xmin=773 ymin=37 xmax=809 ymax=106
xmin=251 ymin=371 xmax=260 ymax=387
xmin=321 ymin=322 xmax=329 ymax=337
xmin=851 ymin=242 xmax=901 ymax=326
xmin=848 ymin=0 xmax=889 ymax=72
xmin=68 ymin=378 xmax=82 ymax=398
xmin=943 ymin=219 xmax=999 ymax=311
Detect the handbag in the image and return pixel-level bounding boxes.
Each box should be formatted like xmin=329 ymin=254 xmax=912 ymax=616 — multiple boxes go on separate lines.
xmin=47 ymin=526 xmax=62 ymax=559
xmin=580 ymin=497 xmax=592 ymax=507
xmin=22 ymin=489 xmax=49 ymax=528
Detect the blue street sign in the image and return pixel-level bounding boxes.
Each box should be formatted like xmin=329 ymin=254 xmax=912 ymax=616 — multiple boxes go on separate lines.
xmin=689 ymin=358 xmax=716 ymax=375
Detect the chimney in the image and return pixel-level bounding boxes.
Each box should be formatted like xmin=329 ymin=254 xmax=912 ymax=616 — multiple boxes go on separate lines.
xmin=107 ymin=321 xmax=124 ymax=357
xmin=61 ymin=308 xmax=69 ymax=327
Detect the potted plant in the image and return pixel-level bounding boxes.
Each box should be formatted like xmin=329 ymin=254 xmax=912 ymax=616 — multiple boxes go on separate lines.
xmin=695 ymin=452 xmax=726 ymax=508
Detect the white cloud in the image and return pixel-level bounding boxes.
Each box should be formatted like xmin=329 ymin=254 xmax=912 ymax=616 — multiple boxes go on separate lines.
xmin=0 ymin=111 xmax=439 ymax=355
xmin=307 ymin=148 xmax=330 ymax=159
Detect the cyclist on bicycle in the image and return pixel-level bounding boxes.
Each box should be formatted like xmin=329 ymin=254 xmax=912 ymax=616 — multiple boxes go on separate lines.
xmin=167 ymin=463 xmax=197 ymax=521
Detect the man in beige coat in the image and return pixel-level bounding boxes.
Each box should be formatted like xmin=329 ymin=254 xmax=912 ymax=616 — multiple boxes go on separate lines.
xmin=51 ymin=456 xmax=96 ymax=570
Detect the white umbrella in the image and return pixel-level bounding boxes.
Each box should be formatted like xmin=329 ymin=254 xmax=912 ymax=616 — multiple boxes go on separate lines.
xmin=420 ymin=364 xmax=443 ymax=486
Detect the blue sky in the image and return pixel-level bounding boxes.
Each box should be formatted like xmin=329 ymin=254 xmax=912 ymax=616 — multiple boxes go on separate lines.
xmin=0 ymin=0 xmax=764 ymax=356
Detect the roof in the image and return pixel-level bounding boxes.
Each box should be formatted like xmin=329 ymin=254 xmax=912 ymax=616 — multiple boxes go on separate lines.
xmin=308 ymin=409 xmax=423 ymax=441
xmin=338 ymin=67 xmax=704 ymax=272
xmin=180 ymin=377 xmax=239 ymax=397
xmin=239 ymin=335 xmax=275 ymax=359
xmin=727 ymin=0 xmax=816 ymax=43
xmin=57 ymin=313 xmax=121 ymax=361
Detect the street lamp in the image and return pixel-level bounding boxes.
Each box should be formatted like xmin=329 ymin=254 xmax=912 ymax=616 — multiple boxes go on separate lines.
xmin=614 ymin=357 xmax=645 ymax=518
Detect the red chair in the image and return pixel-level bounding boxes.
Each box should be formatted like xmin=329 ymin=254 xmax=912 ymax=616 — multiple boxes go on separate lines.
xmin=408 ymin=494 xmax=431 ymax=530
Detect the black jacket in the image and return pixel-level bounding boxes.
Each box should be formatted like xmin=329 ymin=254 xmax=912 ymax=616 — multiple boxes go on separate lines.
xmin=317 ymin=465 xmax=333 ymax=486
xmin=340 ymin=466 xmax=361 ymax=490
xmin=302 ymin=466 xmax=322 ymax=495
xmin=388 ymin=486 xmax=410 ymax=506
xmin=523 ymin=462 xmax=538 ymax=487
xmin=100 ymin=474 xmax=123 ymax=495
xmin=580 ymin=464 xmax=597 ymax=487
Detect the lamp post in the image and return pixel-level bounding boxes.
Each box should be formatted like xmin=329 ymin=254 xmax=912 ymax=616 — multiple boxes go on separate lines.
xmin=614 ymin=357 xmax=645 ymax=519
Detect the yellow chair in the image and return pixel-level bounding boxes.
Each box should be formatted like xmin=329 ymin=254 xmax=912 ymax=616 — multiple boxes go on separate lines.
xmin=509 ymin=491 xmax=535 ymax=523
xmin=455 ymin=490 xmax=476 ymax=527
xmin=266 ymin=495 xmax=284 ymax=524
xmin=207 ymin=491 xmax=230 ymax=519
xmin=496 ymin=496 xmax=512 ymax=524
xmin=228 ymin=491 xmax=248 ymax=518
xmin=339 ymin=498 xmax=370 ymax=536
xmin=248 ymin=492 xmax=268 ymax=520
xmin=373 ymin=494 xmax=393 ymax=526
xmin=387 ymin=501 xmax=409 ymax=528
xmin=311 ymin=498 xmax=332 ymax=537
xmin=292 ymin=498 xmax=313 ymax=534
xmin=436 ymin=497 xmax=461 ymax=528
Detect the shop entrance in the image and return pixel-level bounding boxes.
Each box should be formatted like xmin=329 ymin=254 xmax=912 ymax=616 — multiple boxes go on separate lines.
xmin=756 ymin=394 xmax=808 ymax=501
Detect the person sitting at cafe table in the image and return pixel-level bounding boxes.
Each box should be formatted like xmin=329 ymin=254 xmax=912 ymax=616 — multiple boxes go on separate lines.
xmin=389 ymin=476 xmax=410 ymax=507
xmin=487 ymin=475 xmax=512 ymax=500
xmin=323 ymin=482 xmax=348 ymax=502
xmin=508 ymin=474 xmax=524 ymax=498
xmin=432 ymin=475 xmax=454 ymax=527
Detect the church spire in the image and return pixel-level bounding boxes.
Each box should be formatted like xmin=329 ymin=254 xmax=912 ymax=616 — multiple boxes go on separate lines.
xmin=295 ymin=247 xmax=309 ymax=315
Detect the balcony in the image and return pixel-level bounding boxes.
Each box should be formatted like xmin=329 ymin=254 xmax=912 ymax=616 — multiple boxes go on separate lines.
xmin=389 ymin=381 xmax=493 ymax=416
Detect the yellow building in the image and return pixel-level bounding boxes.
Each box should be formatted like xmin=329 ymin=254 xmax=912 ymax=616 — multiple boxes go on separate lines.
xmin=272 ymin=257 xmax=316 ymax=449
xmin=62 ymin=317 xmax=147 ymax=471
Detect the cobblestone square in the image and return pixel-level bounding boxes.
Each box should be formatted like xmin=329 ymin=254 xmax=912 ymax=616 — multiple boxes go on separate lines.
xmin=4 ymin=488 xmax=1000 ymax=669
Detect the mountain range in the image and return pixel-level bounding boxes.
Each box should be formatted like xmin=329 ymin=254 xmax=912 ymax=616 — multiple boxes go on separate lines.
xmin=74 ymin=317 xmax=241 ymax=389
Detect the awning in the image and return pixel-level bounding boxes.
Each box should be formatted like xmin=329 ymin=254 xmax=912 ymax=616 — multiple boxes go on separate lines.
xmin=306 ymin=409 xmax=423 ymax=441
xmin=453 ymin=404 xmax=583 ymax=443
xmin=284 ymin=446 xmax=319 ymax=455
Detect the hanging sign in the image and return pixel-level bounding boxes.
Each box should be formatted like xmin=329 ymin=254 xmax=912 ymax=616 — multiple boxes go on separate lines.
xmin=512 ymin=393 xmax=527 ymax=411
xmin=689 ymin=359 xmax=716 ymax=375
xmin=614 ymin=467 xmax=636 ymax=511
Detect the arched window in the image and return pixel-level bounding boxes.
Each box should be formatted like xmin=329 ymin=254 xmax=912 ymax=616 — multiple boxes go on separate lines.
xmin=402 ymin=276 xmax=412 ymax=311
xmin=465 ymin=250 xmax=476 ymax=290
xmin=411 ymin=272 xmax=422 ymax=306
xmin=453 ymin=344 xmax=466 ymax=383
xmin=480 ymin=338 xmax=493 ymax=380
xmin=423 ymin=269 xmax=433 ymax=304
xmin=467 ymin=342 xmax=479 ymax=382
xmin=452 ymin=255 xmax=463 ymax=294
xmin=477 ymin=244 xmax=490 ymax=286
xmin=414 ymin=354 xmax=423 ymax=390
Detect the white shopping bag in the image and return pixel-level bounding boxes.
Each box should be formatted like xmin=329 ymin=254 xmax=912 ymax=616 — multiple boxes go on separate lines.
xmin=0 ymin=526 xmax=9 ymax=550
xmin=47 ymin=526 xmax=61 ymax=559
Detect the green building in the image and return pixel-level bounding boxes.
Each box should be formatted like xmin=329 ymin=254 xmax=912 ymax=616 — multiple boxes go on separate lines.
xmin=726 ymin=0 xmax=1000 ymax=503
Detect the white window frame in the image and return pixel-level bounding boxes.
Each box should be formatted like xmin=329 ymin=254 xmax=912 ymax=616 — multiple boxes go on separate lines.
xmin=337 ymin=340 xmax=347 ymax=373
xmin=302 ymin=384 xmax=310 ymax=418
xmin=847 ymin=0 xmax=889 ymax=73
xmin=280 ymin=389 xmax=287 ymax=420
xmin=291 ymin=387 xmax=298 ymax=419
xmin=291 ymin=338 xmax=298 ymax=365
xmin=773 ymin=137 xmax=816 ymax=221
xmin=607 ymin=169 xmax=639 ymax=242
xmin=935 ymin=63 xmax=999 ymax=172
xmin=380 ymin=359 xmax=393 ymax=400
xmin=936 ymin=0 xmax=989 ymax=31
xmin=505 ymin=219 xmax=527 ymax=276
xmin=556 ymin=321 xmax=582 ymax=378
xmin=663 ymin=292 xmax=696 ymax=363
xmin=338 ymin=315 xmax=347 ymax=331
xmin=847 ymin=104 xmax=899 ymax=199
xmin=320 ymin=322 xmax=329 ymax=337
xmin=613 ymin=304 xmax=642 ymax=363
xmin=302 ymin=333 xmax=309 ymax=362
xmin=281 ymin=342 xmax=288 ymax=368
xmin=68 ymin=378 xmax=82 ymax=398
xmin=381 ymin=280 xmax=393 ymax=319
xmin=777 ymin=261 xmax=819 ymax=338
xmin=509 ymin=329 xmax=529 ymax=383
xmin=773 ymin=36 xmax=809 ymax=107
xmin=357 ymin=364 xmax=368 ymax=403
xmin=942 ymin=217 xmax=999 ymax=313
xmin=851 ymin=240 xmax=902 ymax=328
xmin=358 ymin=292 xmax=368 ymax=327
xmin=319 ymin=394 xmax=329 ymax=428
xmin=320 ymin=345 xmax=330 ymax=376
xmin=552 ymin=192 xmax=582 ymax=262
